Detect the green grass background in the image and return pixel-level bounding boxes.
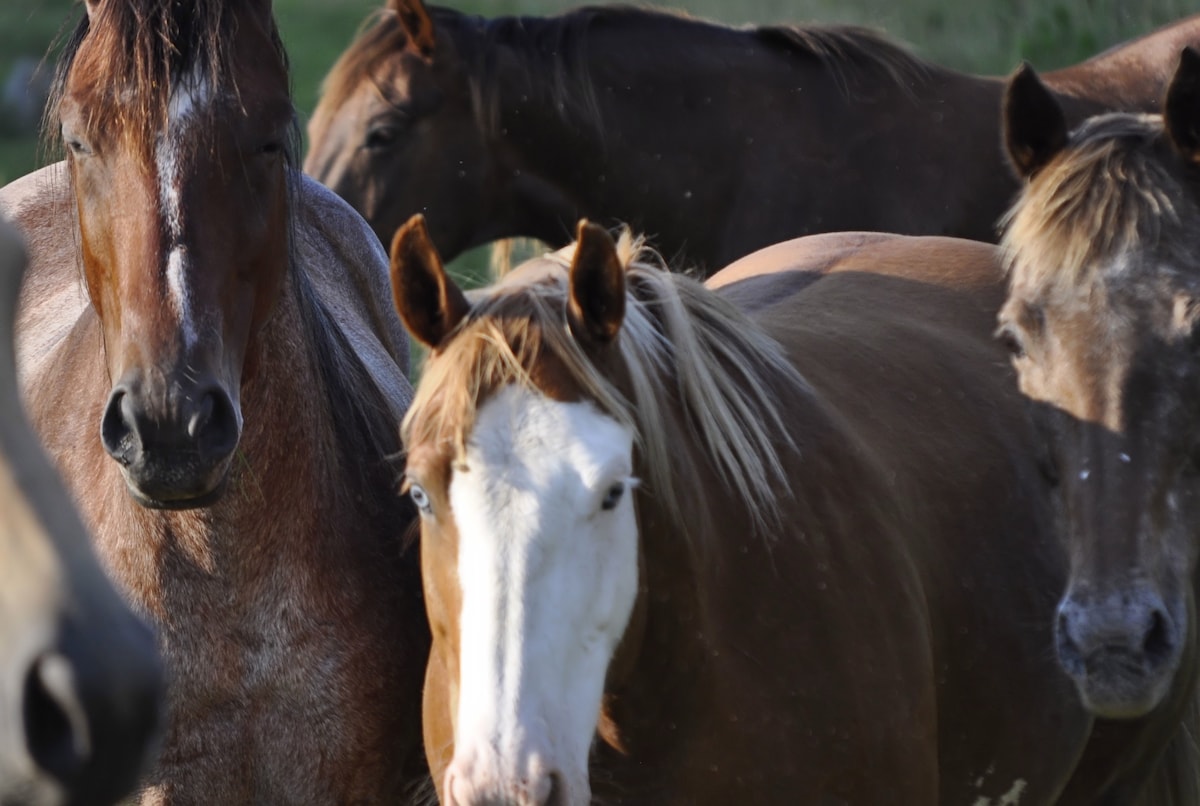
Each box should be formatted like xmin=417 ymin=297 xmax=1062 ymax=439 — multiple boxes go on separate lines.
xmin=1 ymin=0 xmax=1194 ymax=298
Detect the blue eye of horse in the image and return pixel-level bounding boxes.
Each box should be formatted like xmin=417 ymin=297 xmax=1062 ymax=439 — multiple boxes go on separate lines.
xmin=409 ymin=483 xmax=432 ymax=513
xmin=600 ymin=481 xmax=625 ymax=511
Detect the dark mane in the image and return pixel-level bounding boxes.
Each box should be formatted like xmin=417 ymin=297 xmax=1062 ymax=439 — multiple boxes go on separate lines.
xmin=316 ymin=4 xmax=932 ymax=139
xmin=43 ymin=0 xmax=295 ymax=160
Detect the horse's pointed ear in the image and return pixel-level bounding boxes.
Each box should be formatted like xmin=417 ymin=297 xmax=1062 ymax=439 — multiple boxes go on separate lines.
xmin=1165 ymin=47 xmax=1200 ymax=164
xmin=389 ymin=0 xmax=437 ymax=59
xmin=1003 ymin=62 xmax=1068 ymax=179
xmin=390 ymin=215 xmax=470 ymax=349
xmin=568 ymin=221 xmax=626 ymax=346
xmin=84 ymin=0 xmax=101 ymax=21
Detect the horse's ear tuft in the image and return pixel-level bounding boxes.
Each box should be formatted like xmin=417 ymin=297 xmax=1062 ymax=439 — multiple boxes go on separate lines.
xmin=1165 ymin=47 xmax=1200 ymax=164
xmin=567 ymin=221 xmax=626 ymax=346
xmin=390 ymin=215 xmax=470 ymax=349
xmin=389 ymin=0 xmax=437 ymax=59
xmin=1003 ymin=62 xmax=1068 ymax=180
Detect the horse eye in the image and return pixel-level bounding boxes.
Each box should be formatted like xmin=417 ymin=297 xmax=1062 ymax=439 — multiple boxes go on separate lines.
xmin=995 ymin=325 xmax=1026 ymax=359
xmin=63 ymin=136 xmax=91 ymax=156
xmin=259 ymin=140 xmax=283 ymax=156
xmin=600 ymin=481 xmax=626 ymax=511
xmin=363 ymin=124 xmax=404 ymax=150
xmin=409 ymin=483 xmax=432 ymax=514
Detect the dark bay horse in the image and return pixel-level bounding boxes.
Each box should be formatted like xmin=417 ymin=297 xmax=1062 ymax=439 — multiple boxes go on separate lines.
xmin=1 ymin=0 xmax=429 ymax=801
xmin=997 ymin=46 xmax=1200 ymax=804
xmin=304 ymin=0 xmax=1200 ymax=273
xmin=390 ymin=213 xmax=1196 ymax=804
xmin=0 ymin=213 xmax=162 ymax=806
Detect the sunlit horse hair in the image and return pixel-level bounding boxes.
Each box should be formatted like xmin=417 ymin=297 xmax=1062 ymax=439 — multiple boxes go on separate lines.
xmin=403 ymin=227 xmax=806 ymax=542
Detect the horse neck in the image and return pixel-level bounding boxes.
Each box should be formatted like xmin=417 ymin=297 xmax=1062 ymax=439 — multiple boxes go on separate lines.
xmin=459 ymin=13 xmax=826 ymax=260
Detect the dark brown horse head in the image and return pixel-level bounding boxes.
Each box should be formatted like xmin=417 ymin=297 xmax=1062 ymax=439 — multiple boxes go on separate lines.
xmin=999 ymin=48 xmax=1200 ymax=719
xmin=305 ymin=0 xmax=493 ymax=254
xmin=50 ymin=0 xmax=295 ymax=509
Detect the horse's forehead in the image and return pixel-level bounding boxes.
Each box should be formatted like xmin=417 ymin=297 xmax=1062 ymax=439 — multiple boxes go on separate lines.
xmin=496 ymin=258 xmax=567 ymax=287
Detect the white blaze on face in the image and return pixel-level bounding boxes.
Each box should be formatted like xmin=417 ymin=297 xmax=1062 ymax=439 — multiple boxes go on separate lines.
xmin=156 ymin=71 xmax=213 ymax=349
xmin=446 ymin=384 xmax=638 ymax=805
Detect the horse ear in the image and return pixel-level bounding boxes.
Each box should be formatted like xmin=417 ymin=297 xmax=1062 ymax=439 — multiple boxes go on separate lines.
xmin=567 ymin=221 xmax=626 ymax=346
xmin=1165 ymin=47 xmax=1200 ymax=164
xmin=1003 ymin=62 xmax=1068 ymax=179
xmin=388 ymin=0 xmax=437 ymax=58
xmin=390 ymin=215 xmax=470 ymax=349
xmin=84 ymin=0 xmax=101 ymax=20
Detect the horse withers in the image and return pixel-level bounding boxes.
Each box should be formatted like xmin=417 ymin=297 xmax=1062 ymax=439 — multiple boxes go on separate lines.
xmin=305 ymin=0 xmax=1200 ymax=273
xmin=0 ymin=214 xmax=162 ymax=806
xmin=998 ymin=45 xmax=1200 ymax=802
xmin=390 ymin=211 xmax=1195 ymax=803
xmin=2 ymin=0 xmax=429 ymax=800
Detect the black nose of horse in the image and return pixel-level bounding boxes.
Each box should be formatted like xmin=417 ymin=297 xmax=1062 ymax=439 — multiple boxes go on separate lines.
xmin=1055 ymin=585 xmax=1179 ymax=716
xmin=100 ymin=378 xmax=240 ymax=506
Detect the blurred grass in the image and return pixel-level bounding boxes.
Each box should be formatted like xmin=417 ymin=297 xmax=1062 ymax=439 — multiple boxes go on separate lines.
xmin=0 ymin=0 xmax=1194 ymax=303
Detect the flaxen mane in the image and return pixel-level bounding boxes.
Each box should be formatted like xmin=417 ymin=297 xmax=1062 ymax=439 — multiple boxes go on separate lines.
xmin=403 ymin=231 xmax=807 ymax=545
xmin=316 ymin=5 xmax=930 ymax=141
xmin=43 ymin=0 xmax=297 ymax=162
xmin=1001 ymin=113 xmax=1200 ymax=302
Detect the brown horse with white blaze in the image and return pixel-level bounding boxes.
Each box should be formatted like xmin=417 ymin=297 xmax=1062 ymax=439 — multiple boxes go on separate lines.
xmin=306 ymin=0 xmax=1200 ymax=273
xmin=390 ymin=213 xmax=1197 ymax=803
xmin=998 ymin=45 xmax=1200 ymax=802
xmin=1 ymin=0 xmax=428 ymax=801
xmin=0 ymin=213 xmax=162 ymax=806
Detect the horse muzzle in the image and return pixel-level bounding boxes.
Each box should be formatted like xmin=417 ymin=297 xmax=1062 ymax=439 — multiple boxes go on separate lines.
xmin=1054 ymin=583 xmax=1183 ymax=718
xmin=100 ymin=375 xmax=242 ymax=509
xmin=1 ymin=615 xmax=163 ymax=806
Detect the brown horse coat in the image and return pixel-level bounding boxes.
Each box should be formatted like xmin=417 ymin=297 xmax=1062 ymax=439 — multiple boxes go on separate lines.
xmin=395 ymin=221 xmax=1196 ymax=804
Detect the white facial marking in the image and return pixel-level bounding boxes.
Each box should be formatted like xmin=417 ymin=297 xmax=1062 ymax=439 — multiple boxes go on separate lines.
xmin=447 ymin=385 xmax=638 ymax=804
xmin=156 ymin=72 xmax=213 ymax=348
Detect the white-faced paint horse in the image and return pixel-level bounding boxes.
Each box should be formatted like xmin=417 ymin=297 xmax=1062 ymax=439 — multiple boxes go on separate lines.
xmin=0 ymin=0 xmax=429 ymax=801
xmin=389 ymin=214 xmax=1198 ymax=804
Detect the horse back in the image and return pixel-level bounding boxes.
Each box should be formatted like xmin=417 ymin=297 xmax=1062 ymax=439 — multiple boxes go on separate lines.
xmin=711 ymin=232 xmax=1090 ymax=802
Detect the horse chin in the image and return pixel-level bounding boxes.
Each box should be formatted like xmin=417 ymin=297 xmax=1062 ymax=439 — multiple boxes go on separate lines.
xmin=1070 ymin=658 xmax=1177 ymax=720
xmin=122 ymin=469 xmax=231 ymax=511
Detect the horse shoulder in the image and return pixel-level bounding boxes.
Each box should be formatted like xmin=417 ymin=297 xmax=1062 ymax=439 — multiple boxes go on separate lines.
xmin=293 ymin=174 xmax=413 ymax=418
xmin=0 ymin=164 xmax=94 ymax=418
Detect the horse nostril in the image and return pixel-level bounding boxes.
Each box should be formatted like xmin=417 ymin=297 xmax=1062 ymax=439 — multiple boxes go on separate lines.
xmin=1143 ymin=608 xmax=1174 ymax=666
xmin=186 ymin=393 xmax=214 ymax=439
xmin=543 ymin=771 xmax=566 ymax=806
xmin=100 ymin=388 xmax=137 ymax=466
xmin=192 ymin=388 xmax=239 ymax=461
xmin=23 ymin=652 xmax=91 ymax=784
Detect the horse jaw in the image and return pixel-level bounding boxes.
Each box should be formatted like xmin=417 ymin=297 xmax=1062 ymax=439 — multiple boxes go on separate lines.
xmin=444 ymin=384 xmax=638 ymax=806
